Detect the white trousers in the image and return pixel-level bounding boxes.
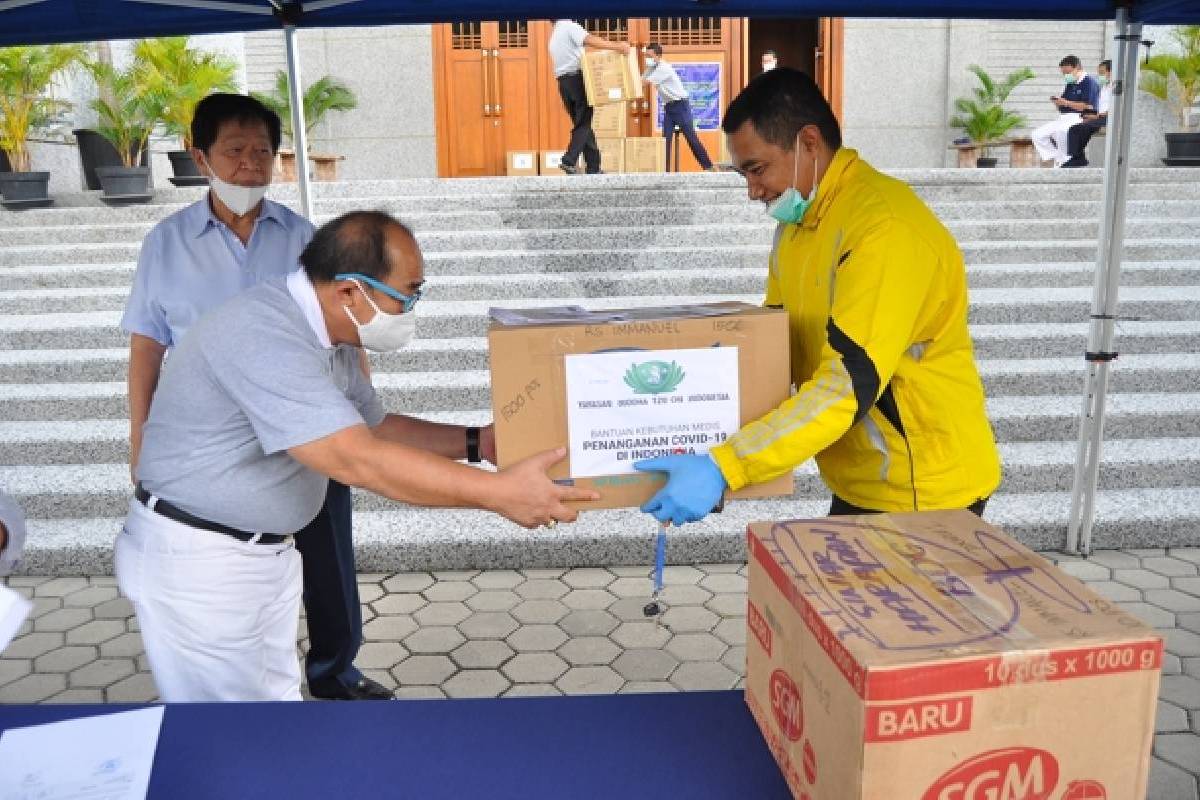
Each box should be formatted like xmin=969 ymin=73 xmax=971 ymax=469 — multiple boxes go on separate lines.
xmin=115 ymin=498 xmax=303 ymax=702
xmin=1032 ymin=114 xmax=1082 ymax=165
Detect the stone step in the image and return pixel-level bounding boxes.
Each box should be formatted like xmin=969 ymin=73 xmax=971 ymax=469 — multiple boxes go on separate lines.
xmin=13 ymin=486 xmax=1200 ymax=574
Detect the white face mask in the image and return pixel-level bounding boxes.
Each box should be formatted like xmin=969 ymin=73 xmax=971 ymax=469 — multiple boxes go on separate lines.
xmin=198 ymin=153 xmax=268 ymax=217
xmin=343 ymin=281 xmax=417 ymax=353
xmin=645 ymin=57 xmax=657 ymax=67
xmin=762 ymin=59 xmax=777 ymax=71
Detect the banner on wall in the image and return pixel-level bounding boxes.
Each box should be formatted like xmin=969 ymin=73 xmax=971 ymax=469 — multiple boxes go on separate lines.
xmin=655 ymin=62 xmax=722 ymax=132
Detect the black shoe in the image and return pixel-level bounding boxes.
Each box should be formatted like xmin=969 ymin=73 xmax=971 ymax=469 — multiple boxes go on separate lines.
xmin=309 ymin=675 xmax=395 ymax=701
xmin=1060 ymin=156 xmax=1088 ymax=168
xmin=558 ymin=162 xmax=579 ymax=175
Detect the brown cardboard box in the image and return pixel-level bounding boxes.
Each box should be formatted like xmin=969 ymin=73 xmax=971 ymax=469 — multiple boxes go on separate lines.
xmin=745 ymin=511 xmax=1162 ymax=800
xmin=538 ymin=150 xmax=569 ymax=175
xmin=581 ymin=48 xmax=640 ymax=106
xmin=592 ymin=101 xmax=628 ymax=138
xmin=506 ymin=150 xmax=538 ymax=177
xmin=596 ymin=137 xmax=624 ymax=173
xmin=488 ymin=302 xmax=793 ymax=510
xmin=625 ymin=137 xmax=666 ymax=173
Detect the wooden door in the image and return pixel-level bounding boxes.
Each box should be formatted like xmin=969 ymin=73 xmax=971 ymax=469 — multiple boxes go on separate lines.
xmin=816 ymin=18 xmax=845 ymax=120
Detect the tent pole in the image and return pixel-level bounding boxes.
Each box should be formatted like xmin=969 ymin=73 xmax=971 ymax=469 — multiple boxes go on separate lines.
xmin=283 ymin=23 xmax=314 ymax=220
xmin=1065 ymin=7 xmax=1142 ymax=555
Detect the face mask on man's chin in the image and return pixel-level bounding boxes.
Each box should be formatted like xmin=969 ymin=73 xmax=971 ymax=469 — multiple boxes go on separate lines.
xmin=199 ymin=156 xmax=269 ymax=217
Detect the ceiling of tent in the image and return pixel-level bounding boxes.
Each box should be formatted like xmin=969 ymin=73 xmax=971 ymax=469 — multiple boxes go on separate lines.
xmin=0 ymin=0 xmax=1194 ymax=49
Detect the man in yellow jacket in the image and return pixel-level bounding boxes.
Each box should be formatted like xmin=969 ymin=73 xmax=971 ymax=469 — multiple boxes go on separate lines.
xmin=635 ymin=68 xmax=1001 ymax=524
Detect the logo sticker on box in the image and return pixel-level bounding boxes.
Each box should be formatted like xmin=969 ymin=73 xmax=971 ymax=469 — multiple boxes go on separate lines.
xmin=513 ymin=154 xmax=534 ymax=170
xmin=922 ymin=747 xmax=1059 ymax=800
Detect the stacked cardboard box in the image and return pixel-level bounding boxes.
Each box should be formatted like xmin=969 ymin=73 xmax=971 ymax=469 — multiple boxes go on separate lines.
xmin=595 ymin=139 xmax=624 ymax=173
xmin=505 ymin=151 xmax=538 ymax=177
xmin=538 ymin=150 xmax=568 ymax=176
xmin=592 ymin=101 xmax=628 ymax=138
xmin=580 ymin=49 xmax=640 ymax=106
xmin=625 ymin=137 xmax=666 ymax=173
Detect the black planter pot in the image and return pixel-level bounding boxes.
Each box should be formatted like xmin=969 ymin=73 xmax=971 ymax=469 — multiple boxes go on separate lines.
xmin=167 ymin=150 xmax=209 ymax=187
xmin=0 ymin=149 xmax=10 ymax=173
xmin=95 ymin=165 xmax=153 ymax=203
xmin=1163 ymin=132 xmax=1200 ymax=166
xmin=73 ymin=128 xmax=149 ymax=190
xmin=0 ymin=171 xmax=52 ymax=208
xmin=976 ymin=157 xmax=998 ymax=168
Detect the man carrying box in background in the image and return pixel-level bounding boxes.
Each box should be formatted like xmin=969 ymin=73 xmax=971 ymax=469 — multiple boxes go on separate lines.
xmin=635 ymin=68 xmax=1001 ymax=524
xmin=549 ymin=19 xmax=631 ymax=175
xmin=641 ymin=43 xmax=715 ymax=172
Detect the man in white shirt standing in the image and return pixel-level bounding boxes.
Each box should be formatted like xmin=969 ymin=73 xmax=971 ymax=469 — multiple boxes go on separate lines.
xmin=1063 ymin=60 xmax=1113 ymax=168
xmin=548 ymin=19 xmax=631 ymax=174
xmin=642 ymin=43 xmax=715 ymax=172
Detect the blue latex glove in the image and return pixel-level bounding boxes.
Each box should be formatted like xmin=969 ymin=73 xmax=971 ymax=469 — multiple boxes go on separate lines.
xmin=634 ymin=454 xmax=727 ymax=526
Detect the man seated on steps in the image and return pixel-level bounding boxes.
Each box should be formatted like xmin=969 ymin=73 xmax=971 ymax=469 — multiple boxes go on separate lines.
xmin=633 ymin=68 xmax=1001 ymax=525
xmin=1032 ymin=55 xmax=1101 ymax=167
xmin=118 ymin=211 xmax=598 ymax=702
xmin=1062 ymin=60 xmax=1112 ymax=168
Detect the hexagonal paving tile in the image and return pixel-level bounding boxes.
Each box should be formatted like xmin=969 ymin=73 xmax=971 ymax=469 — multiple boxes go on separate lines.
xmin=503 ymin=683 xmax=562 ymax=698
xmin=451 ymin=640 xmax=515 ymax=670
xmin=443 ymin=669 xmax=511 ymax=698
xmin=414 ymin=602 xmax=472 ymax=627
xmin=1155 ymin=733 xmax=1200 ymax=774
xmin=608 ymin=597 xmax=661 ymax=622
xmin=392 ymin=655 xmax=456 ymax=685
xmin=705 ymin=594 xmax=748 ymax=617
xmin=70 ymin=659 xmax=135 ymax=689
xmin=512 ymin=599 xmax=568 ymax=625
xmin=612 ymin=649 xmax=679 ymax=682
xmin=63 ymin=586 xmax=120 ymax=607
xmin=371 ymin=594 xmax=427 ymax=615
xmin=557 ymin=636 xmax=621 ymax=667
xmin=722 ymin=646 xmax=747 ymax=676
xmin=558 ymin=610 xmax=619 ymax=638
xmin=433 ymin=570 xmax=481 ymax=582
xmin=93 ymin=597 xmax=135 ymax=620
xmin=100 ymin=632 xmax=144 ymax=659
xmin=423 ymin=581 xmax=478 ymax=603
xmin=362 ymin=615 xmax=419 ymax=642
xmin=1055 ymin=561 xmax=1111 ymax=582
xmin=1117 ymin=602 xmax=1177 ymax=629
xmin=608 ymin=577 xmax=653 ymax=598
xmin=403 ymin=626 xmax=466 ymax=655
xmin=521 ymin=568 xmax=567 ymax=580
xmin=713 ymin=618 xmax=748 ymax=646
xmin=466 ymin=590 xmax=522 ymax=612
xmin=382 ymin=573 xmax=434 ymax=593
xmin=562 ymin=589 xmax=616 ymax=611
xmin=358 ymin=583 xmax=385 ymax=604
xmin=66 ymin=620 xmax=126 ymax=646
xmin=0 ymin=659 xmax=32 ymax=687
xmin=458 ymin=612 xmax=520 ymax=640
xmin=507 ymin=625 xmax=568 ymax=652
xmin=700 ymin=573 xmax=747 ymax=594
xmin=33 ymin=608 xmax=91 ymax=633
xmin=355 ymin=642 xmax=408 ymax=669
xmin=1164 ymin=629 xmax=1200 ymax=658
xmin=1156 ymin=701 xmax=1190 ymax=733
xmin=1114 ymin=569 xmax=1172 ymax=590
xmin=35 ymin=646 xmax=97 ymax=674
xmin=1087 ymin=581 xmax=1143 ymax=602
xmin=1174 ymin=577 xmax=1200 ymax=597
xmin=515 ymin=580 xmax=570 ymax=600
xmin=502 ymin=653 xmax=569 ymax=684
xmin=2 ymin=632 xmax=63 ymax=659
xmin=0 ymin=673 xmax=67 ymax=702
xmin=471 ymin=570 xmax=526 ymax=590
xmin=661 ymin=566 xmax=705 ymax=585
xmin=670 ymin=662 xmax=739 ymax=691
xmin=395 ymin=686 xmax=446 ymax=699
xmin=562 ymin=568 xmax=616 ymax=589
xmin=611 ymin=621 xmax=671 ymax=650
xmin=660 ymin=585 xmax=713 ymax=606
xmin=34 ymin=578 xmax=89 ymax=598
xmin=557 ymin=666 xmax=624 ymax=695
xmin=46 ymin=689 xmax=105 ymax=704
xmin=1142 ymin=557 xmax=1199 ymax=578
xmin=106 ymin=672 xmax=159 ymax=703
xmin=666 ymin=633 xmax=729 ymax=662
xmin=661 ymin=606 xmax=719 ymax=633
xmin=1146 ymin=590 xmax=1200 ymax=614
xmin=619 ymin=681 xmax=678 ymax=694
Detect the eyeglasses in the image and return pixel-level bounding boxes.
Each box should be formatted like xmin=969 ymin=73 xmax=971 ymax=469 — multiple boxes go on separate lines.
xmin=335 ymin=272 xmax=422 ymax=313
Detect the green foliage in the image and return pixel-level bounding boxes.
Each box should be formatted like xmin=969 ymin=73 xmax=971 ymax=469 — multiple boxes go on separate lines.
xmin=85 ymin=47 xmax=165 ymax=169
xmin=0 ymin=44 xmax=86 ymax=172
xmin=133 ymin=37 xmax=238 ymax=148
xmin=1140 ymin=25 xmax=1200 ymax=131
xmin=251 ymin=70 xmax=357 ymax=147
xmin=949 ymin=65 xmax=1036 ymax=149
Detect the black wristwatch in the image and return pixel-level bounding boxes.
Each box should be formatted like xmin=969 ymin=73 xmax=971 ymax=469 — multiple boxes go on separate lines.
xmin=466 ymin=426 xmax=482 ymax=464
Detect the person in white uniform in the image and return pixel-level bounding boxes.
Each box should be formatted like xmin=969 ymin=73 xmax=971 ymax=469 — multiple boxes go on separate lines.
xmin=641 ymin=42 xmax=715 ymax=172
xmin=116 ymin=210 xmax=597 ymax=702
xmin=548 ymin=19 xmax=631 ymax=174
xmin=1031 ymin=54 xmax=1101 ymax=166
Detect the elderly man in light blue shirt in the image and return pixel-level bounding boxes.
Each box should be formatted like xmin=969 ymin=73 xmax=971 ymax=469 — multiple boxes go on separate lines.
xmin=119 ymin=93 xmax=389 ymax=701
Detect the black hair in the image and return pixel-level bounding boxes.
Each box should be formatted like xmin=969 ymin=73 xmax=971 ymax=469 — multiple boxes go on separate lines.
xmin=762 ymin=49 xmax=778 ymax=58
xmin=646 ymin=42 xmax=663 ymax=56
xmin=1060 ymin=55 xmax=1082 ymax=69
xmin=721 ymin=67 xmax=841 ymax=151
xmin=191 ymin=93 xmax=282 ymax=154
xmin=301 ymin=211 xmax=415 ymax=284
xmin=1100 ymin=59 xmax=1112 ymax=71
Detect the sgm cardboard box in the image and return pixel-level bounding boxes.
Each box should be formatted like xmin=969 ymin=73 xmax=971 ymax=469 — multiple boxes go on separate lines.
xmin=596 ymin=138 xmax=625 ymax=173
xmin=581 ymin=49 xmax=640 ymax=106
xmin=745 ymin=511 xmax=1162 ymax=800
xmin=625 ymin=137 xmax=666 ymax=173
xmin=592 ymin=101 xmax=628 ymax=138
xmin=538 ymin=150 xmax=569 ymax=175
xmin=488 ymin=302 xmax=793 ymax=510
xmin=506 ymin=150 xmax=538 ymax=177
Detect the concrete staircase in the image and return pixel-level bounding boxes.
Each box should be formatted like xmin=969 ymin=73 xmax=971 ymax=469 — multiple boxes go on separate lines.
xmin=2 ymin=168 xmax=1199 ymax=574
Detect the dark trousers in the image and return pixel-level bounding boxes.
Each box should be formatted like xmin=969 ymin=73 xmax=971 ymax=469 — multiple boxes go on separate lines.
xmin=662 ymin=99 xmax=713 ymax=171
xmin=1068 ymin=118 xmax=1106 ymax=159
xmin=295 ymin=480 xmax=363 ymax=691
xmin=829 ymin=494 xmax=989 ymax=517
xmin=557 ymin=73 xmax=601 ymax=173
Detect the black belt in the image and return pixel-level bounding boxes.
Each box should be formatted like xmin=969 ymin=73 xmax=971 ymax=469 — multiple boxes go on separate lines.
xmin=134 ymin=484 xmax=291 ymax=545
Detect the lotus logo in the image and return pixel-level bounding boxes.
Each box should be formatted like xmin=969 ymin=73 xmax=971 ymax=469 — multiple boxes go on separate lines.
xmin=623 ymin=360 xmax=685 ymax=395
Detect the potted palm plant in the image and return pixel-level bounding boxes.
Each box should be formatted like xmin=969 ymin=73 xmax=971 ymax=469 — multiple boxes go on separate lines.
xmin=0 ymin=44 xmax=85 ymax=208
xmin=85 ymin=51 xmax=163 ymax=202
xmin=133 ymin=37 xmax=238 ymax=185
xmin=252 ymin=70 xmax=356 ymax=182
xmin=1140 ymin=25 xmax=1200 ymax=166
xmin=949 ymin=65 xmax=1034 ymax=167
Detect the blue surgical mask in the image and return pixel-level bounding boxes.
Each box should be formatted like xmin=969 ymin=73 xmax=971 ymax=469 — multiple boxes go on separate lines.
xmin=767 ymin=145 xmax=820 ymax=225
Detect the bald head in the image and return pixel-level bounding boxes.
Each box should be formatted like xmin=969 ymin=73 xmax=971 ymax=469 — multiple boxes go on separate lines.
xmin=301 ymin=210 xmax=419 ymax=286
